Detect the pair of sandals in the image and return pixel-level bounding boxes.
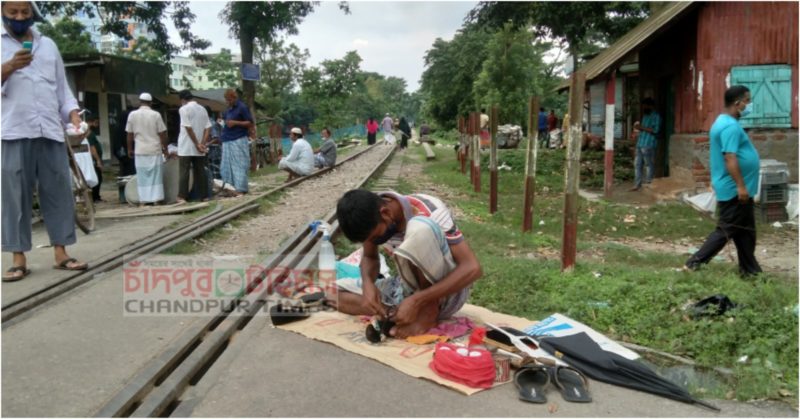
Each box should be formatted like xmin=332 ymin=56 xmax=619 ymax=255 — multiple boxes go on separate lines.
xmin=514 ymin=365 xmax=592 ymax=404
xmin=3 ymin=258 xmax=88 ymax=282
xmin=269 ymin=292 xmax=329 ymax=325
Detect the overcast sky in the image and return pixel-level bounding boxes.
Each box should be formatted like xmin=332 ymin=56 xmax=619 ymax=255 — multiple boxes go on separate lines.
xmin=167 ymin=1 xmax=479 ymax=92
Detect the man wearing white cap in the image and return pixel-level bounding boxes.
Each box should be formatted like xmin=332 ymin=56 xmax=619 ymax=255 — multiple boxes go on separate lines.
xmin=126 ymin=92 xmax=168 ymax=205
xmin=278 ymin=127 xmax=314 ymax=182
xmin=1 ymin=0 xmax=90 ymax=280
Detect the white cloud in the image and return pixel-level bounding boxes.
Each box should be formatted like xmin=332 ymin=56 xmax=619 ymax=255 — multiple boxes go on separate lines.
xmin=167 ymin=1 xmax=479 ymax=91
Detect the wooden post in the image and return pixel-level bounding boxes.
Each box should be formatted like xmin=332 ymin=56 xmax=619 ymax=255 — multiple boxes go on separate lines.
xmin=523 ymin=96 xmax=539 ymax=232
xmin=458 ymin=117 xmax=466 ymax=173
xmin=472 ymin=112 xmax=481 ymax=193
xmin=489 ymin=106 xmax=498 ymax=213
xmin=561 ymin=72 xmax=586 ymax=271
xmin=604 ymin=72 xmax=616 ymax=198
xmin=467 ymin=114 xmax=474 ymax=183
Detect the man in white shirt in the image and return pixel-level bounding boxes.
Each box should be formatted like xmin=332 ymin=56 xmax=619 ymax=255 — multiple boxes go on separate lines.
xmin=278 ymin=127 xmax=314 ymax=182
xmin=126 ymin=92 xmax=167 ymax=205
xmin=176 ymin=90 xmax=210 ymax=203
xmin=1 ymin=1 xmax=89 ymax=280
xmin=381 ymin=113 xmax=395 ymax=145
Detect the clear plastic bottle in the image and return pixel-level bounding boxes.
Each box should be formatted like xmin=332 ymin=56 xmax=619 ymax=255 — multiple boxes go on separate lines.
xmin=317 ymin=224 xmax=336 ymax=288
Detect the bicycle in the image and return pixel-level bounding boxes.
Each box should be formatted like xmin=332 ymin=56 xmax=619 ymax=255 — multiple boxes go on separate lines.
xmin=64 ymin=114 xmax=95 ymax=234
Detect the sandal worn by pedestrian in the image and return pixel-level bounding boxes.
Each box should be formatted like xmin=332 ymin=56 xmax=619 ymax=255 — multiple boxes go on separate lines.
xmin=549 ymin=365 xmax=592 ymax=403
xmin=3 ymin=266 xmax=31 ymax=282
xmin=514 ymin=366 xmax=550 ymax=404
xmin=53 ymin=258 xmax=88 ymax=271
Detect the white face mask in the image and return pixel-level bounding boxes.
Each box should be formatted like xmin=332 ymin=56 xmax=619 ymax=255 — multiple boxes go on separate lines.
xmin=740 ymin=102 xmax=753 ymax=117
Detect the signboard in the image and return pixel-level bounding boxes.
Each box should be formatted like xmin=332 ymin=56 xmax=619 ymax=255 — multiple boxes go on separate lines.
xmin=240 ymin=63 xmax=260 ymax=81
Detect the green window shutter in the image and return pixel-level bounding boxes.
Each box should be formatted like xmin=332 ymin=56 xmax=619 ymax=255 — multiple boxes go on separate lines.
xmin=730 ymin=65 xmax=792 ymax=128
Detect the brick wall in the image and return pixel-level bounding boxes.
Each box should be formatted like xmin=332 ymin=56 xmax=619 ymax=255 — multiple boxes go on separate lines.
xmin=670 ymin=129 xmax=798 ymax=187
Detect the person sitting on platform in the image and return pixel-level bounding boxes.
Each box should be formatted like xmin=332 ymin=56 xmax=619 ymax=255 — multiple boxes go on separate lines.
xmin=331 ymin=189 xmax=482 ymax=338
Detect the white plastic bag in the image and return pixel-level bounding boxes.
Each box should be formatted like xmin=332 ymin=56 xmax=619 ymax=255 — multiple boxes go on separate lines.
xmin=73 ymin=139 xmax=98 ymax=188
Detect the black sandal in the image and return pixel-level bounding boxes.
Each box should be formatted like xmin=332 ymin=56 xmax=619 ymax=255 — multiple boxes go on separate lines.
xmin=3 ymin=266 xmax=31 ymax=282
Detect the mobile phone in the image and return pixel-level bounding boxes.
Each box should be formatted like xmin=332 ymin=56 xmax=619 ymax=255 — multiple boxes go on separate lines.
xmin=22 ymin=41 xmax=32 ymax=50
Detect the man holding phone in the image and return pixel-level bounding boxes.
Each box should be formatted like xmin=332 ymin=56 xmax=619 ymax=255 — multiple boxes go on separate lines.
xmin=2 ymin=1 xmax=89 ymax=281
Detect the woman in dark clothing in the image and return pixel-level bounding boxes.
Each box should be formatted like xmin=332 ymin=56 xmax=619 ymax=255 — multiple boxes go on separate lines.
xmin=399 ymin=117 xmax=411 ymax=150
xmin=87 ymin=118 xmax=104 ymax=201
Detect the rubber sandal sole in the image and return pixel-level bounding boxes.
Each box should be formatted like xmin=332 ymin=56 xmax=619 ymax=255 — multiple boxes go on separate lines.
xmin=514 ymin=366 xmax=550 ymax=404
xmin=550 ymin=366 xmax=592 ymax=403
xmin=3 ymin=267 xmax=31 ymax=282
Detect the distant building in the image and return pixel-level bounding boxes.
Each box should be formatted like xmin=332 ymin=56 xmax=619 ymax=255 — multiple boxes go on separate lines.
xmin=563 ymin=1 xmax=798 ymax=184
xmin=168 ymin=53 xmax=241 ymax=90
xmin=43 ymin=6 xmax=157 ymax=54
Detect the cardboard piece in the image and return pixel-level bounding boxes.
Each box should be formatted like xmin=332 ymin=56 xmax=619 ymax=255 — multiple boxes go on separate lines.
xmin=275 ymin=304 xmax=536 ymax=395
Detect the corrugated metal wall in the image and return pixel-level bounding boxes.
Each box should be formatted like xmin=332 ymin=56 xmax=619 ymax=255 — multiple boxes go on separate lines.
xmin=695 ymin=2 xmax=798 ymax=131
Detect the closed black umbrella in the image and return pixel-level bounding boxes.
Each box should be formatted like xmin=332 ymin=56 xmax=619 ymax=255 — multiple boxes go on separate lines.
xmin=537 ymin=332 xmax=720 ymax=411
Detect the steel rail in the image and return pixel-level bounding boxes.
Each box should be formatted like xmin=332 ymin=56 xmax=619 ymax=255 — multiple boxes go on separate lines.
xmin=95 ymin=143 xmax=397 ymax=417
xmin=1 ymin=143 xmax=383 ymax=326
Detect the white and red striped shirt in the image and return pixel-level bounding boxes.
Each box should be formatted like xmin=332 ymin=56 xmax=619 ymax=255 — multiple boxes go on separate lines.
xmin=379 ymin=191 xmax=464 ymax=248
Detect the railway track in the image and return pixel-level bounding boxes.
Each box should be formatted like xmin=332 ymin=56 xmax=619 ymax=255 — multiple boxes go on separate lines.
xmin=1 ymin=142 xmax=389 ymax=327
xmin=94 ymin=144 xmax=402 ymax=417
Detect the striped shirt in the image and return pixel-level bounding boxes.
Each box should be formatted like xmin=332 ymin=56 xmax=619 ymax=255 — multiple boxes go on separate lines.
xmin=378 ymin=191 xmax=464 ymax=249
xmin=637 ymin=111 xmax=661 ymax=149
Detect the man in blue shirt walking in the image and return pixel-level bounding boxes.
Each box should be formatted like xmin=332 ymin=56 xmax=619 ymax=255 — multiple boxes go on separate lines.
xmin=631 ymin=98 xmax=660 ymax=191
xmin=685 ymin=85 xmax=761 ymax=276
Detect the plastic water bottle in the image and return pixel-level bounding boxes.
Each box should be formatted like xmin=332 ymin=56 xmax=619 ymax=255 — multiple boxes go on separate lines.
xmin=316 ymin=223 xmax=336 ymax=290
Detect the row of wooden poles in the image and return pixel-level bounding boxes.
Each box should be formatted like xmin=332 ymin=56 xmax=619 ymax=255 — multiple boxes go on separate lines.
xmin=456 ymin=72 xmax=589 ymax=271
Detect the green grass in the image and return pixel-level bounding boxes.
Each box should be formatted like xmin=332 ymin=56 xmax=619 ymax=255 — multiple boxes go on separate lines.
xmin=404 ymin=146 xmax=798 ymax=403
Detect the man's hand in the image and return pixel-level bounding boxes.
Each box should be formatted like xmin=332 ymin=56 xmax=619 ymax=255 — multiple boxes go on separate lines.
xmin=362 ymin=280 xmax=386 ymax=318
xmin=5 ymin=49 xmax=33 ymax=73
xmin=392 ymin=294 xmax=421 ymax=326
xmin=225 ymin=120 xmax=238 ymax=128
xmin=127 ymin=148 xmax=134 ymax=157
xmin=737 ymin=185 xmax=749 ymax=203
xmin=197 ymin=142 xmax=207 ymax=154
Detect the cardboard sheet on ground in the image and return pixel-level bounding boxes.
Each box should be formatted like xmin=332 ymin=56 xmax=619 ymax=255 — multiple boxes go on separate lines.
xmin=275 ymin=304 xmax=551 ymax=395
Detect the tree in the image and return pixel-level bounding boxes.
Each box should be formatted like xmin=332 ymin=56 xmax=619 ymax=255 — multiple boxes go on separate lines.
xmin=220 ymin=2 xmax=349 ymax=116
xmin=39 ymin=1 xmax=209 ymax=59
xmin=300 ymin=50 xmax=363 ymax=130
xmin=467 ymin=2 xmax=650 ymax=72
xmin=114 ymin=36 xmax=169 ymax=65
xmin=37 ymin=17 xmax=97 ymax=55
xmin=205 ymin=48 xmax=238 ymax=88
xmin=255 ymin=39 xmax=310 ymax=118
xmin=419 ymin=25 xmax=491 ymax=129
xmin=472 ymin=24 xmax=543 ymax=129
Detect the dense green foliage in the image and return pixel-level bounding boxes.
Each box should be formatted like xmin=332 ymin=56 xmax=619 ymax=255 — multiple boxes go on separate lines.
xmin=39 ymin=1 xmax=209 ymax=59
xmin=37 ymin=18 xmax=96 ymax=55
xmin=204 ymin=48 xmax=239 ymax=88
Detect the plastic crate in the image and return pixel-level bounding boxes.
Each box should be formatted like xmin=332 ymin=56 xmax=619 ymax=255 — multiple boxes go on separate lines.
xmin=760 ymin=159 xmax=789 ymax=185
xmin=760 ymin=183 xmax=789 ymax=204
xmin=756 ymin=202 xmax=788 ymax=223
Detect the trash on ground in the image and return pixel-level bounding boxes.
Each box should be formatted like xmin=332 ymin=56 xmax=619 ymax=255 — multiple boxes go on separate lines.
xmin=682 ymin=190 xmax=716 ymax=214
xmin=689 ymin=294 xmax=738 ymax=319
xmin=623 ymin=214 xmax=636 ymax=223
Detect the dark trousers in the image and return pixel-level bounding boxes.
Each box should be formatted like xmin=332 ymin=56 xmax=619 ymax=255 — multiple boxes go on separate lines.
xmin=686 ymin=198 xmax=762 ymax=276
xmin=178 ymin=155 xmax=208 ymax=200
xmin=367 ymin=132 xmax=376 ymax=145
xmin=92 ymin=164 xmax=103 ymax=201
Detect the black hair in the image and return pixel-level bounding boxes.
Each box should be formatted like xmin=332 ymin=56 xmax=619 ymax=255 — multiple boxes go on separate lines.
xmin=481 ymin=108 xmax=486 ymax=113
xmin=642 ymin=97 xmax=655 ymax=106
xmin=336 ymin=189 xmax=383 ymax=243
xmin=540 ymin=107 xmax=545 ymax=112
xmin=179 ymin=89 xmax=192 ymax=100
xmin=322 ymin=127 xmax=331 ymax=136
xmin=725 ymin=85 xmax=750 ymax=107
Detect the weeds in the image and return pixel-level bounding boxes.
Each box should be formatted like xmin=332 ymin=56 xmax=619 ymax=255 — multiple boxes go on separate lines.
xmin=409 ymin=145 xmax=798 ymax=403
